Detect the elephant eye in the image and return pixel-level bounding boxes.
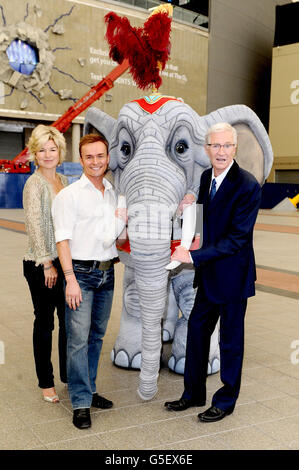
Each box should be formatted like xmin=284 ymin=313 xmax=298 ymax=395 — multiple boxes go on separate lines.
xmin=121 ymin=142 xmax=131 ymax=157
xmin=175 ymin=140 xmax=188 ymax=154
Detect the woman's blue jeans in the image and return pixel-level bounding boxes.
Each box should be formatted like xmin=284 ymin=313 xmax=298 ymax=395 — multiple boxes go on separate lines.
xmin=65 ymin=262 xmax=114 ymax=410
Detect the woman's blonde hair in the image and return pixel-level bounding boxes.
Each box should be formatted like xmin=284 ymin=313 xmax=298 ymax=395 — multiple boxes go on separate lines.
xmin=27 ymin=125 xmax=66 ymax=165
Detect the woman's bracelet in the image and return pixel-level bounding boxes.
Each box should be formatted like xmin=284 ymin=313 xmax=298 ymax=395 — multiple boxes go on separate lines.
xmin=43 ymin=264 xmax=53 ymax=271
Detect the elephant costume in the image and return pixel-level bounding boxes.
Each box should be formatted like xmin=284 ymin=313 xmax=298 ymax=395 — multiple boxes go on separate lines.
xmin=84 ymin=95 xmax=273 ymax=401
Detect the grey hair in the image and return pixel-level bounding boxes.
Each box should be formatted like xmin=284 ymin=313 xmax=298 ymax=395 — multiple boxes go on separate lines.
xmin=205 ymin=122 xmax=237 ymax=145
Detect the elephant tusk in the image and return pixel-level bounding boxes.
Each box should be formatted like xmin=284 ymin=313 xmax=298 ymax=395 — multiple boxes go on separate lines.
xmin=165 ymin=202 xmax=196 ymax=270
xmin=102 ymin=194 xmax=127 ymax=249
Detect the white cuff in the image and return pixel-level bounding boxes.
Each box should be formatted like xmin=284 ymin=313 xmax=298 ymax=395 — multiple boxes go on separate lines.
xmin=54 ymin=229 xmax=72 ymax=243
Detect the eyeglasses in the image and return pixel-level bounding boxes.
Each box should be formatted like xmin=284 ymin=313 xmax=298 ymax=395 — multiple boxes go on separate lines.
xmin=206 ymin=144 xmax=236 ymax=151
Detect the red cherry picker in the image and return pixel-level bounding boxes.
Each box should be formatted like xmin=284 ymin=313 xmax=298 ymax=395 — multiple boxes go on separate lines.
xmin=0 ymin=59 xmax=129 ymax=174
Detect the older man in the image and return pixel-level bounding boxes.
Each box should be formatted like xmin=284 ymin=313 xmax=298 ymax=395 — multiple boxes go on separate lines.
xmin=165 ymin=122 xmax=261 ymax=422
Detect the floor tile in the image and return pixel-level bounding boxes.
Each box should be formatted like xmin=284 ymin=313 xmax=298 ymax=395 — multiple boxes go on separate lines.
xmin=46 ymin=435 xmax=108 ymax=450
xmin=29 ymin=417 xmax=94 ymax=445
xmin=211 ymin=425 xmax=285 ymax=450
xmin=0 ymin=428 xmax=42 ymax=450
xmin=1 ymin=208 xmax=299 ymax=450
xmin=256 ymin=416 xmax=299 ymax=448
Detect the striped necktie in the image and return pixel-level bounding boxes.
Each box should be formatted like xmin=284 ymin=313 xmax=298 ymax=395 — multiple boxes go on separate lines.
xmin=209 ymin=178 xmax=216 ymax=201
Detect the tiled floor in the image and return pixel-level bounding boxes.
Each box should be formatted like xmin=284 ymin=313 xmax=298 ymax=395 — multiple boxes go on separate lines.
xmin=0 ymin=208 xmax=298 ymax=451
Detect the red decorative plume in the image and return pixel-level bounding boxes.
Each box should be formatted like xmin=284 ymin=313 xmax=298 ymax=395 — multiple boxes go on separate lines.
xmin=104 ymin=7 xmax=172 ymax=90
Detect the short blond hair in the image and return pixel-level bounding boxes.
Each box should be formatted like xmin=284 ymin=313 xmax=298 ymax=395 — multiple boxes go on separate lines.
xmin=27 ymin=125 xmax=66 ymax=165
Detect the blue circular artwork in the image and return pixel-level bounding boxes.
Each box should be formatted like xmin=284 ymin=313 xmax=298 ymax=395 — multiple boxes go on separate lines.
xmin=6 ymin=39 xmax=38 ymax=76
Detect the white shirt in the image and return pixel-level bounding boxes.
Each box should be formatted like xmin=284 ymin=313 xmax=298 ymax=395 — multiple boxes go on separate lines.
xmin=210 ymin=160 xmax=234 ymax=193
xmin=52 ymin=173 xmax=118 ymax=261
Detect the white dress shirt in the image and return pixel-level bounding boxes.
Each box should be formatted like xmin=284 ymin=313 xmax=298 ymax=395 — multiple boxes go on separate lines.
xmin=210 ymin=160 xmax=234 ymax=193
xmin=52 ymin=173 xmax=118 ymax=261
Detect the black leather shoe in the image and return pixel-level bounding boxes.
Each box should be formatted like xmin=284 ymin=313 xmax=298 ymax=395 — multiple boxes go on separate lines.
xmin=91 ymin=393 xmax=113 ymax=409
xmin=73 ymin=408 xmax=91 ymax=429
xmin=198 ymin=406 xmax=233 ymax=422
xmin=164 ymin=398 xmax=205 ymax=411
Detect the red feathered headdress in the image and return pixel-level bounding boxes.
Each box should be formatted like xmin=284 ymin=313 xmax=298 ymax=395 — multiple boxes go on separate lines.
xmin=104 ymin=5 xmax=172 ymax=91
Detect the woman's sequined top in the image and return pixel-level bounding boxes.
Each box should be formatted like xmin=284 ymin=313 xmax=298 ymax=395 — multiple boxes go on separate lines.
xmin=23 ymin=171 xmax=68 ymax=266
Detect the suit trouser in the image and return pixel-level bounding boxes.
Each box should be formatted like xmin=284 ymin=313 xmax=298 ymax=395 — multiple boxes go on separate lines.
xmin=182 ymin=289 xmax=247 ymax=412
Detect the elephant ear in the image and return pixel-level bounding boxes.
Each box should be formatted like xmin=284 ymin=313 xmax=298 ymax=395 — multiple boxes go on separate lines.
xmin=84 ymin=107 xmax=117 ymax=170
xmin=201 ymin=105 xmax=273 ymax=185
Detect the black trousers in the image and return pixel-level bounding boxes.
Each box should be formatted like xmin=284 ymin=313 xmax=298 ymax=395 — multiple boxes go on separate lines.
xmin=23 ymin=258 xmax=67 ymax=389
xmin=182 ymin=288 xmax=247 ymax=412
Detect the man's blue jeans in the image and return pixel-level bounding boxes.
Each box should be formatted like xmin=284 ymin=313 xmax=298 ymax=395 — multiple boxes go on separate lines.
xmin=65 ymin=263 xmax=114 ymax=410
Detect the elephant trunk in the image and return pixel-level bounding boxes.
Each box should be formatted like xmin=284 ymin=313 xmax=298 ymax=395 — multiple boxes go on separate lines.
xmin=128 ymin=202 xmax=174 ymax=400
xmin=131 ymin=243 xmax=170 ymax=400
xmin=121 ymin=133 xmax=187 ymax=400
xmin=133 ymin=255 xmax=169 ymax=400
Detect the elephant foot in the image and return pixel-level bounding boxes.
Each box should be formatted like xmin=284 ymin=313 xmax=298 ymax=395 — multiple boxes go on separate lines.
xmin=168 ymin=355 xmax=220 ymax=376
xmin=162 ymin=328 xmax=173 ymax=343
xmin=168 ymin=355 xmax=185 ymax=374
xmin=111 ymin=349 xmax=141 ymax=370
xmin=207 ymin=357 xmax=220 ymax=375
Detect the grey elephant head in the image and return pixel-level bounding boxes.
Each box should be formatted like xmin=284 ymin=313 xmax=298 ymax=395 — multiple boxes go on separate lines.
xmin=84 ymin=96 xmax=273 ymax=400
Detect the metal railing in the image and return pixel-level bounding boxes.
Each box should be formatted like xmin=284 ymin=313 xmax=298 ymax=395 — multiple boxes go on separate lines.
xmin=101 ymin=0 xmax=209 ymax=29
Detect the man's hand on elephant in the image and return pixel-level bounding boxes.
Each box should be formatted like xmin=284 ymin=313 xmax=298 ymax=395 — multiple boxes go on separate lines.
xmin=171 ymin=245 xmax=193 ymax=264
xmin=177 ymin=193 xmax=196 ymax=216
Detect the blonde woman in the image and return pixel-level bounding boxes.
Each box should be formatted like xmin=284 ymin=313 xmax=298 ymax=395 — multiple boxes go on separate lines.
xmin=23 ymin=125 xmax=68 ymax=403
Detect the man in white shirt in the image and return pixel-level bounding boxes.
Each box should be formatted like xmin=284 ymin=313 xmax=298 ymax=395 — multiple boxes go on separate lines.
xmin=52 ymin=134 xmax=119 ymax=430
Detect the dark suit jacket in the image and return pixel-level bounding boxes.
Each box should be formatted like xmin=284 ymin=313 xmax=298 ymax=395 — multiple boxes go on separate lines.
xmin=191 ymin=160 xmax=261 ymax=304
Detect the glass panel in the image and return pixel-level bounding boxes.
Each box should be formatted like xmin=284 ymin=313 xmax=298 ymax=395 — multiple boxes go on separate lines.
xmin=6 ymin=39 xmax=39 ymax=76
xmin=0 ymin=131 xmax=23 ymax=160
xmin=98 ymin=1 xmax=208 ymax=29
xmin=276 ymin=170 xmax=299 ymax=184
